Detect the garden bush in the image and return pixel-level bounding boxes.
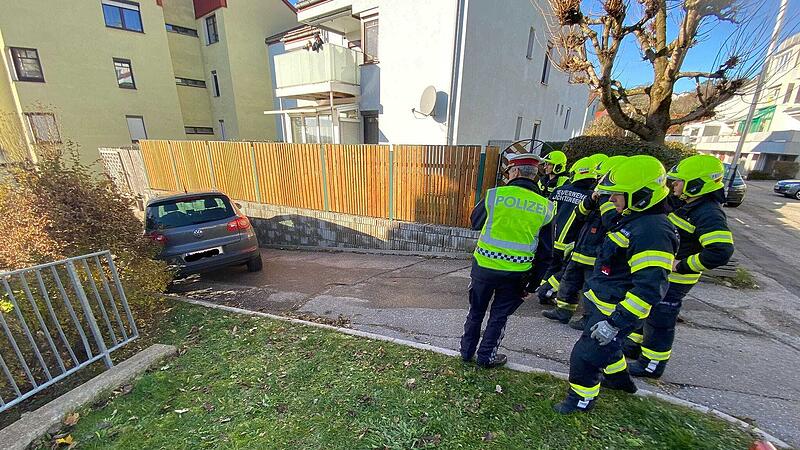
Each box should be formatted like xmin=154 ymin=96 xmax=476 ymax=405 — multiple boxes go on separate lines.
xmin=545 ymin=136 xmax=697 ymax=169
xmin=773 ymin=161 xmax=799 ymax=179
xmin=746 ymin=170 xmax=777 ymax=180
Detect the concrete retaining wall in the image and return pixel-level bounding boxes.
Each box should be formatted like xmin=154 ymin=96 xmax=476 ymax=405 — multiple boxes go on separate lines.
xmin=238 ymin=201 xmax=479 ymax=253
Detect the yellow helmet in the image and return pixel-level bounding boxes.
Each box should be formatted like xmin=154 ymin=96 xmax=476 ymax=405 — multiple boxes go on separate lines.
xmin=667 ymin=154 xmax=725 ymax=198
xmin=570 ymin=157 xmax=597 ymax=182
xmin=597 ymin=155 xmax=627 ymax=176
xmin=588 ymin=153 xmax=609 ymax=172
xmin=597 ymin=155 xmax=668 ymax=212
xmin=543 ymin=150 xmax=568 ymax=174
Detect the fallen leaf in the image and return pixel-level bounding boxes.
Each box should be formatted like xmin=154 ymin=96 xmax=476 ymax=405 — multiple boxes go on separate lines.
xmin=405 ymin=378 xmax=417 ymax=389
xmin=482 ymin=432 xmax=495 ymax=442
xmin=121 ymin=384 xmax=134 ymax=395
xmin=219 ymin=417 xmax=232 ymax=423
xmin=495 ymin=384 xmax=503 ymax=394
xmin=420 ymin=434 xmax=442 ymax=445
xmin=174 ymin=408 xmax=190 ymax=414
xmin=202 ymin=402 xmax=215 ymax=412
xmin=55 ymin=435 xmax=74 ymax=445
xmin=513 ymin=403 xmax=526 ymax=412
xmin=63 ymin=412 xmax=80 ymax=427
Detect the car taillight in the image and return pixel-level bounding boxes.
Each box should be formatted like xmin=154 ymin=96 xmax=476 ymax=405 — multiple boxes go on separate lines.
xmin=148 ymin=231 xmax=167 ymax=244
xmin=227 ymin=216 xmax=250 ymax=232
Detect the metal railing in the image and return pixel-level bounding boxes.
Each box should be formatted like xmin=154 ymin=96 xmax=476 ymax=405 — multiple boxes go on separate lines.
xmin=0 ymin=251 xmax=137 ymax=413
xmin=274 ymin=44 xmax=363 ymax=89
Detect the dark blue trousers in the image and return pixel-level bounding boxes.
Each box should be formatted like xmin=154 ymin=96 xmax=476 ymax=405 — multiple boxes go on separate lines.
xmin=633 ymin=282 xmax=694 ymax=363
xmin=556 ymin=260 xmax=594 ymax=306
xmin=460 ymin=263 xmax=526 ymax=364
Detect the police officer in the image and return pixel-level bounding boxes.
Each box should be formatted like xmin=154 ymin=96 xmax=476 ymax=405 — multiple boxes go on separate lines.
xmin=538 ymin=150 xmax=570 ymax=196
xmin=536 ymin=156 xmax=597 ymax=305
xmin=543 ymin=155 xmax=625 ymax=325
xmin=555 ymin=155 xmax=679 ymax=414
xmin=625 ymin=155 xmax=734 ymax=378
xmin=461 ymin=154 xmax=555 ymax=368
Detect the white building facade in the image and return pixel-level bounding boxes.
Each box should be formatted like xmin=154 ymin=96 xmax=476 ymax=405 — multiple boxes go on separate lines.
xmin=266 ymin=0 xmax=592 ymax=146
xmin=683 ymin=33 xmax=800 ymax=175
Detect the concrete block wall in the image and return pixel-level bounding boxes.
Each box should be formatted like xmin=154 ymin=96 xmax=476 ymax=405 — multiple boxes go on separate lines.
xmin=238 ymin=201 xmax=479 ymax=253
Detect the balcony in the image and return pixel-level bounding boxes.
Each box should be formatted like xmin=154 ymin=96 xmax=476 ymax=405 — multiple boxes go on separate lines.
xmin=274 ymin=44 xmax=363 ymax=101
xmin=695 ymin=130 xmax=800 ymax=155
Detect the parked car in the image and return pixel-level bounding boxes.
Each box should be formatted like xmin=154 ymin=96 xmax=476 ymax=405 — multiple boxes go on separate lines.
xmin=145 ymin=192 xmax=262 ymax=276
xmin=774 ymin=179 xmax=800 ymax=200
xmin=723 ymin=163 xmax=746 ymax=207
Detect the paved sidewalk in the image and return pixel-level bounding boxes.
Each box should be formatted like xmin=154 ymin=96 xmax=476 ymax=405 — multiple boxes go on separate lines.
xmin=172 ymin=249 xmax=800 ymax=446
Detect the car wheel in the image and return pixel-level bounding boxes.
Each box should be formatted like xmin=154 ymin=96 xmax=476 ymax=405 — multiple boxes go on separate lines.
xmin=246 ymin=254 xmax=263 ymax=272
xmin=795 ymin=190 xmax=800 ymax=201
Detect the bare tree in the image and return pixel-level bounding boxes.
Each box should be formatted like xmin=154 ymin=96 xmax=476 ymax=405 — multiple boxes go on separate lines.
xmin=541 ymin=0 xmax=793 ymax=143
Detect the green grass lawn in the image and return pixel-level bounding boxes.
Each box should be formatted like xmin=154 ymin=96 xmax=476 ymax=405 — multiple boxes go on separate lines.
xmin=49 ymin=302 xmax=755 ymax=449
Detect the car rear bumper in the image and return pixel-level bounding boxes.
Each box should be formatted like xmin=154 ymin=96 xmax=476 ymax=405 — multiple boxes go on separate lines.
xmin=726 ymin=188 xmax=745 ymax=204
xmin=160 ymin=234 xmax=260 ymax=276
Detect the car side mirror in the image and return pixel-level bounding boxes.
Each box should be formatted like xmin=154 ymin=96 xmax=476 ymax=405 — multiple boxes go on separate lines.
xmin=235 ymin=202 xmax=242 ymax=209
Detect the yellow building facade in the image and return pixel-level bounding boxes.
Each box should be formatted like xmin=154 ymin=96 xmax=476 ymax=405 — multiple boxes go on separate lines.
xmin=0 ymin=0 xmax=296 ymax=165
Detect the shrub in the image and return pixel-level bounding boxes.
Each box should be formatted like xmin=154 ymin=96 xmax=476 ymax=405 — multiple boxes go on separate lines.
xmin=746 ymin=170 xmax=776 ymax=180
xmin=0 ymin=145 xmax=172 ymax=300
xmin=546 ymin=136 xmax=697 ymax=169
xmin=774 ymin=161 xmax=800 ymax=179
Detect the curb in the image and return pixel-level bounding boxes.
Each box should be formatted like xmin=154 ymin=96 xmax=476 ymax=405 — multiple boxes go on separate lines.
xmin=261 ymin=244 xmax=472 ymax=260
xmin=0 ymin=344 xmax=177 ymax=450
xmin=181 ymin=298 xmax=790 ymax=449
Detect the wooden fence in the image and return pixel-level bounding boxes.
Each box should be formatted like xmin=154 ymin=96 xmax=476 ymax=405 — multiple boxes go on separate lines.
xmin=139 ymin=140 xmax=500 ymax=228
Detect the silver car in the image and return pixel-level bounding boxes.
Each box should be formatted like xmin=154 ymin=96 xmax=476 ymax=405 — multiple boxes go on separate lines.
xmin=774 ymin=179 xmax=800 ymax=200
xmin=145 ymin=192 xmax=262 ymax=276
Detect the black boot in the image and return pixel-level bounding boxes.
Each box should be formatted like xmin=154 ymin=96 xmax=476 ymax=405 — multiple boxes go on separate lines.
xmin=622 ymin=339 xmax=641 ymax=360
xmin=553 ymin=391 xmax=595 ymax=414
xmin=568 ymin=314 xmax=587 ymax=330
xmin=477 ymin=353 xmax=507 ymax=369
xmin=601 ymin=371 xmax=638 ymax=393
xmin=542 ymin=307 xmax=574 ymax=324
xmin=536 ymin=285 xmax=556 ymax=306
xmin=628 ymin=359 xmax=666 ymax=379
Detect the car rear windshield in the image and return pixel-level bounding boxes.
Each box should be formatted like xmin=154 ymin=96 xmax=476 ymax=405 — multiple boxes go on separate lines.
xmin=723 ymin=164 xmax=745 ymax=185
xmin=146 ymin=195 xmax=235 ymax=230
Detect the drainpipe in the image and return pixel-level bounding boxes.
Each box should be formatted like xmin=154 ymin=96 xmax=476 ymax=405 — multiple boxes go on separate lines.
xmin=446 ymin=0 xmax=468 ymax=145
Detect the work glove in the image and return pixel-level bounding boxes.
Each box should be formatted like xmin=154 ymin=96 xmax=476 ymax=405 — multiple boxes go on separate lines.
xmin=590 ymin=320 xmax=619 ymax=346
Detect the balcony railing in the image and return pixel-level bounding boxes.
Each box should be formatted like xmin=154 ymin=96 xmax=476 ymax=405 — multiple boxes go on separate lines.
xmin=274 ymin=44 xmax=363 ymax=90
xmin=697 ymin=130 xmax=800 ymax=144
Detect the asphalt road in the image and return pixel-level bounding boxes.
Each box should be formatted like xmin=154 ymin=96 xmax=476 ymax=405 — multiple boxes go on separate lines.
xmin=172 ymin=245 xmax=800 ymax=446
xmin=726 ymin=180 xmax=800 ymax=294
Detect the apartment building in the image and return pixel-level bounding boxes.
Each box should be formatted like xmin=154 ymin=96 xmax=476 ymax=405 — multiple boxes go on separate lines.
xmin=265 ymin=0 xmax=593 ymax=146
xmin=0 ymin=0 xmax=296 ymax=165
xmin=683 ymin=33 xmax=800 ymax=175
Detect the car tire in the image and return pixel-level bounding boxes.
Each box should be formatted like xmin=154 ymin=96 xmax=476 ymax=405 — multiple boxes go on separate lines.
xmin=246 ymin=254 xmax=263 ymax=272
xmin=726 ymin=201 xmax=742 ymax=208
xmin=795 ymin=191 xmax=800 ymax=201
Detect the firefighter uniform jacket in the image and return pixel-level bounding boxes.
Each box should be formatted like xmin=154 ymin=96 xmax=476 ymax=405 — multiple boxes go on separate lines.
xmin=668 ymin=190 xmax=734 ymax=284
xmin=541 ymin=179 xmax=594 ymax=288
xmin=568 ymin=193 xmax=619 ymax=268
xmin=583 ymin=202 xmax=679 ymax=333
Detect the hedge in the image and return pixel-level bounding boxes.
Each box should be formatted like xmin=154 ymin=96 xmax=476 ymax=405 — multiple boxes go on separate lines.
xmin=544 ymin=136 xmax=697 ymax=169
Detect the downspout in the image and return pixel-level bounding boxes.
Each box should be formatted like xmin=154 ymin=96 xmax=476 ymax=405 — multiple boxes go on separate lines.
xmin=446 ymin=0 xmax=468 ymax=145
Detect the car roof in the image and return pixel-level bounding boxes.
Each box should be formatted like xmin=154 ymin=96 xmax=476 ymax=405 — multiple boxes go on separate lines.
xmin=146 ymin=191 xmax=229 ymax=207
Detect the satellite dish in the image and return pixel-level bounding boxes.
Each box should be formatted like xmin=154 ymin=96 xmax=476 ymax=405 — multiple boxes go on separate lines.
xmin=418 ymin=86 xmax=437 ymax=116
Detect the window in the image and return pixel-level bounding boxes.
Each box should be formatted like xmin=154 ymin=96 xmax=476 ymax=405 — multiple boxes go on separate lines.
xmin=541 ymin=42 xmax=552 ymax=84
xmin=211 ymin=70 xmax=220 ymax=97
xmin=25 ymin=113 xmax=60 ymax=143
xmin=531 ymin=120 xmax=541 ymax=141
xmin=218 ymin=120 xmax=226 ymax=140
xmin=363 ymin=17 xmax=379 ymax=62
xmin=514 ymin=116 xmax=523 ymax=139
xmin=784 ymin=83 xmax=795 ymax=103
xmin=303 ymin=116 xmax=320 ymax=143
xmin=10 ymin=47 xmax=44 ymax=82
xmin=526 ymin=27 xmax=536 ymax=59
xmin=113 ymin=58 xmax=136 ymax=89
xmin=146 ymin=195 xmax=234 ymax=231
xmin=165 ymin=23 xmax=198 ymax=37
xmin=796 ymin=85 xmax=800 ymax=103
xmin=564 ymin=107 xmax=571 ymax=129
xmin=363 ymin=112 xmax=379 ymax=144
xmin=185 ymin=126 xmax=214 ymax=135
xmin=102 ymin=1 xmax=143 ymax=32
xmin=774 ymin=51 xmax=794 ymax=73
xmin=175 ymin=77 xmax=206 ymax=88
xmin=205 ymin=15 xmax=219 ymax=44
xmin=126 ymin=116 xmax=147 ymax=142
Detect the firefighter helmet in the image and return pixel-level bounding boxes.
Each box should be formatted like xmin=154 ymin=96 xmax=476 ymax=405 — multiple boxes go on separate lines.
xmin=597 ymin=155 xmax=668 ymax=212
xmin=588 ymin=153 xmax=609 ymax=172
xmin=667 ymin=154 xmax=725 ymax=198
xmin=570 ymin=157 xmax=597 ymax=182
xmin=543 ymin=150 xmax=568 ymax=174
xmin=597 ymin=155 xmax=627 ymax=176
